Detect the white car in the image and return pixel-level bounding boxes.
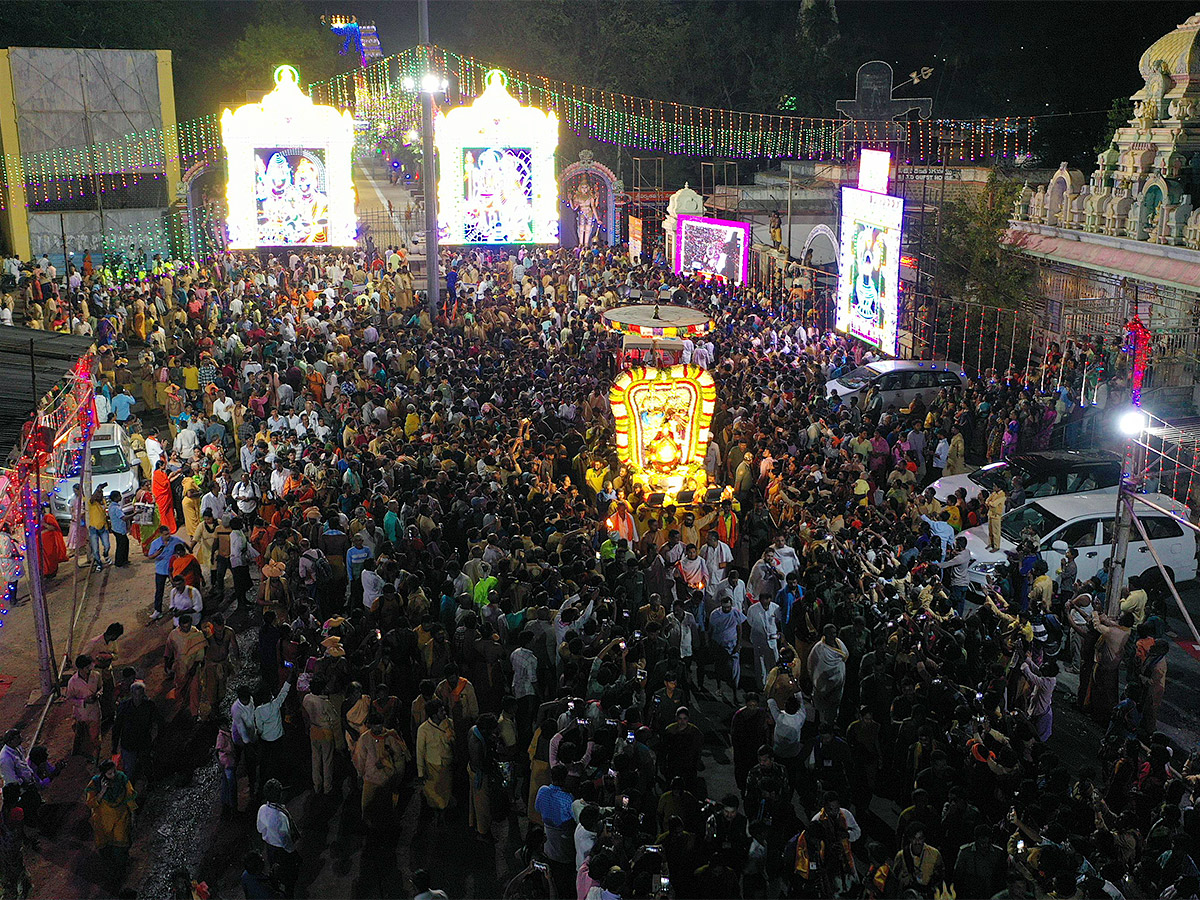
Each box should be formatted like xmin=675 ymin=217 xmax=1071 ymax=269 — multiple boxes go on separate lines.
xmin=47 ymin=423 xmax=141 ymax=523
xmin=962 ymin=489 xmax=1196 ymax=596
xmin=826 ymin=359 xmax=966 ymax=410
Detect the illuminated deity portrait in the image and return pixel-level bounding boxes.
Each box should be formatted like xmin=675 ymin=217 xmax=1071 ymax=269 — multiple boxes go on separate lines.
xmin=463 ymin=147 xmax=534 ymax=243
xmin=221 ymin=64 xmax=356 ymax=248
xmin=849 ymin=223 xmax=887 ymax=327
xmin=292 ymin=158 xmax=329 ymax=244
xmin=611 ymin=365 xmax=716 ymax=493
xmin=435 ymin=69 xmax=559 ymax=245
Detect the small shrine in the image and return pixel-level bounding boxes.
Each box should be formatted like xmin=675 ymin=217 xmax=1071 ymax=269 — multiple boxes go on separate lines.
xmin=663 ymin=183 xmax=705 ymax=271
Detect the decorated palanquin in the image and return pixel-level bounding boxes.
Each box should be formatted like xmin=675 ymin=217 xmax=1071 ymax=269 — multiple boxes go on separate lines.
xmin=610 ymin=364 xmax=716 ymax=494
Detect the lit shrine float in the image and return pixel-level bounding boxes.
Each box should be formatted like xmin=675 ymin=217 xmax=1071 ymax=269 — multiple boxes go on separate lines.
xmin=604 ymin=304 xmax=716 ymax=496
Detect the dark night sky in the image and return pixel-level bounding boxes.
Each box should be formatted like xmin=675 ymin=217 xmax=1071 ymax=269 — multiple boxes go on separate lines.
xmin=357 ymin=0 xmax=1199 ymax=119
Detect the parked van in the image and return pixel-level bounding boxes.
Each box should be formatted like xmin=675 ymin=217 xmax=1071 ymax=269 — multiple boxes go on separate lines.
xmin=825 ymin=360 xmax=967 ymax=410
xmin=47 ymin=423 xmax=140 ymax=523
xmin=962 ymin=489 xmax=1196 ymax=596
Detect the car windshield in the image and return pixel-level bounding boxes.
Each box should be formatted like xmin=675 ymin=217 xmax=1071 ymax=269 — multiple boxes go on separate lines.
xmin=836 ymin=365 xmax=882 ymax=391
xmin=1000 ymin=503 xmax=1064 ymax=544
xmin=968 ymin=463 xmax=1011 ymax=491
xmin=90 ymin=446 xmax=130 ymax=475
xmin=968 ymin=460 xmax=1038 ymax=493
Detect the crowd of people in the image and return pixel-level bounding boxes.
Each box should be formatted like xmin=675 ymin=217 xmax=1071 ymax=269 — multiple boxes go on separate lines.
xmin=0 ymin=236 xmax=1188 ymax=900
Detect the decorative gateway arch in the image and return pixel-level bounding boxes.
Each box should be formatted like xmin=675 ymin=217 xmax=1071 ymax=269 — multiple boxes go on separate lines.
xmin=559 ymin=151 xmax=619 ymax=249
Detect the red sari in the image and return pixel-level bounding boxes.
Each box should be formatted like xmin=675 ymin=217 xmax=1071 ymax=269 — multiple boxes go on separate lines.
xmin=151 ymin=469 xmax=177 ymax=534
xmin=39 ymin=513 xmax=69 ymax=577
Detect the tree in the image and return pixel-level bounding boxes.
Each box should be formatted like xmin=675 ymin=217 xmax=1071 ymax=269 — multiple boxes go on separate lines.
xmin=215 ymin=1 xmax=351 ymax=107
xmin=935 ymin=173 xmax=1031 ymax=308
xmin=1094 ymin=97 xmax=1133 ymax=159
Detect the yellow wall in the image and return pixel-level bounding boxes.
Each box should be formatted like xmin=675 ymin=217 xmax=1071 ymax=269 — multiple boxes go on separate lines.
xmin=156 ymin=49 xmax=181 ymax=202
xmin=0 ymin=49 xmax=31 ymax=259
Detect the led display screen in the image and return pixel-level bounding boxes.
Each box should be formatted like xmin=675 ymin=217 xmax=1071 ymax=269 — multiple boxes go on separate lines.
xmin=674 ymin=215 xmax=750 ymax=285
xmin=836 ymin=186 xmax=904 ymax=354
xmin=222 ymin=65 xmax=356 ymax=249
xmin=254 ymin=147 xmax=330 ymax=245
xmin=460 ymin=147 xmax=536 ymax=243
xmin=436 ymin=70 xmax=558 ymax=245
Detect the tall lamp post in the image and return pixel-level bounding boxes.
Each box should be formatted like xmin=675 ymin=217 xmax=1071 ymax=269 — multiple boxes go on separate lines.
xmin=411 ymin=0 xmax=445 ymax=318
xmin=1107 ymin=408 xmax=1149 ymax=616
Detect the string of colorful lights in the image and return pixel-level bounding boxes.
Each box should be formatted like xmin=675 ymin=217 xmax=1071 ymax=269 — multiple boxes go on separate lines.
xmin=0 ymin=353 xmax=97 ymax=624
xmin=1124 ymin=316 xmax=1152 ymax=407
xmin=0 ymin=45 xmax=1035 ymax=214
xmin=308 ymin=45 xmax=1035 ymax=163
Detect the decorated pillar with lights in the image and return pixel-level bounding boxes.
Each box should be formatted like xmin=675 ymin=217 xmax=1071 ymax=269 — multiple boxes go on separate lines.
xmin=1124 ymin=316 xmax=1152 ymax=407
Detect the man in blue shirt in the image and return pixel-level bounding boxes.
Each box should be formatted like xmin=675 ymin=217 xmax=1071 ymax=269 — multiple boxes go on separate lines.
xmin=147 ymin=526 xmax=185 ymax=619
xmin=111 ymin=386 xmax=136 ymax=424
xmin=345 ymin=533 xmax=373 ymax=608
xmin=107 ymin=490 xmax=131 ymax=568
xmin=534 ymin=765 xmax=576 ymax=896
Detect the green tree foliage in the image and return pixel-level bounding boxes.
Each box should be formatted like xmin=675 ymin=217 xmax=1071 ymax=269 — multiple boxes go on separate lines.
xmin=215 ymin=1 xmax=351 ymax=105
xmin=1094 ymin=97 xmax=1134 ymax=159
xmin=936 ymin=174 xmax=1031 ymax=307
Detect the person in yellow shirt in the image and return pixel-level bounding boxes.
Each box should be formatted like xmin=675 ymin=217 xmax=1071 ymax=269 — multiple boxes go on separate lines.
xmin=1119 ymin=585 xmax=1147 ymax=626
xmin=585 ymin=459 xmax=609 ymax=499
xmin=404 ymin=405 xmax=421 ymax=437
xmin=985 ymin=488 xmax=1007 ymax=552
xmin=88 ymin=486 xmax=112 ymax=569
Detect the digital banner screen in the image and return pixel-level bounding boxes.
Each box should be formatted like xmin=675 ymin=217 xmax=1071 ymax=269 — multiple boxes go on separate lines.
xmin=221 ymin=65 xmax=356 ymax=249
xmin=675 ymin=215 xmax=750 ymax=284
xmin=460 ymin=147 xmax=536 ymax=244
xmin=435 ymin=70 xmax=559 ymax=246
xmin=255 ymin=147 xmax=330 ymax=245
xmin=836 ymin=186 xmax=904 ymax=354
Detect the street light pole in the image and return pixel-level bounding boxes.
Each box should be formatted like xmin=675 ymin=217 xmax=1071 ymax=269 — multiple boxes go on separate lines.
xmin=1107 ymin=410 xmax=1148 ymax=616
xmin=417 ymin=0 xmax=439 ymax=318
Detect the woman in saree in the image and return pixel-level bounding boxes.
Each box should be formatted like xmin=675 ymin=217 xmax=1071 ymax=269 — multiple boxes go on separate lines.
xmin=84 ymin=761 xmax=137 ymax=890
xmin=38 ymin=509 xmax=69 ymax=578
xmin=131 ymin=484 xmax=161 ymax=554
xmin=180 ymin=468 xmax=203 ymax=537
xmin=151 ymin=460 xmax=177 ymax=535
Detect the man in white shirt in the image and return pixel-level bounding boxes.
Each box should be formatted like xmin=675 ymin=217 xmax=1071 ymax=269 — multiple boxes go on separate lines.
xmin=675 ymin=544 xmax=709 ymax=594
xmin=746 ymin=593 xmax=781 ymax=687
xmin=168 ymin=576 xmax=204 ymax=627
xmin=700 ymin=531 xmax=733 ymax=598
xmin=145 ymin=432 xmax=164 ymax=471
xmin=769 ymin=536 xmax=801 ymax=581
xmin=232 ymin=472 xmax=261 ymax=521
xmin=256 ymin=778 xmax=299 ymax=895
xmin=0 ymin=729 xmax=36 ymax=790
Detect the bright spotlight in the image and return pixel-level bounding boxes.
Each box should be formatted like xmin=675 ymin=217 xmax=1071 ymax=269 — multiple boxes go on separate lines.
xmin=404 ymin=128 xmax=419 ymax=143
xmin=421 ymin=72 xmax=441 ymax=93
xmin=1118 ymin=409 xmax=1148 ymax=436
xmin=401 ymin=76 xmax=415 ymax=92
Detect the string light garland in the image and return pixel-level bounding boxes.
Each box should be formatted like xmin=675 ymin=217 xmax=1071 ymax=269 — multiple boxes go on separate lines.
xmin=309 ymin=45 xmax=1034 ymax=163
xmin=0 ymin=44 xmax=1036 ymax=219
xmin=0 ymin=353 xmax=97 ymax=628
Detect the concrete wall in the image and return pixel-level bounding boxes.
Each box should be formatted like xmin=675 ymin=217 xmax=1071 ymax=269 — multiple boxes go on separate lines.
xmin=0 ymin=47 xmax=178 ymax=259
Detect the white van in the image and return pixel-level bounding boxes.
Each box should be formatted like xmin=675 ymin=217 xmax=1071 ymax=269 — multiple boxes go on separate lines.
xmin=47 ymin=423 xmax=140 ymax=523
xmin=962 ymin=489 xmax=1196 ymax=596
xmin=825 ymin=360 xmax=967 ymax=410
